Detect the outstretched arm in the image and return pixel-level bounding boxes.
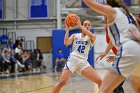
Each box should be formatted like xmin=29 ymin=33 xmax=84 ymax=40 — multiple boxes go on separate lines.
xmin=83 ymin=0 xmax=116 ymax=21
xmin=96 ymin=41 xmax=114 ymax=60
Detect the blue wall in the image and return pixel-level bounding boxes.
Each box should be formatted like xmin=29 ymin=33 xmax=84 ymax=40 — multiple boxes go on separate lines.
xmin=52 ymin=29 xmax=94 ymax=71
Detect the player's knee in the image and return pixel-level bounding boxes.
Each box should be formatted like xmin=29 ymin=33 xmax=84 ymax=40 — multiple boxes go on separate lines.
xmin=56 ymin=79 xmax=66 ymax=88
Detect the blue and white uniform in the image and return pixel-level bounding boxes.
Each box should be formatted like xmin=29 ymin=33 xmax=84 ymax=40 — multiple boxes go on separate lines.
xmin=108 ymin=8 xmax=140 ymax=77
xmin=64 ymin=33 xmax=92 ymax=74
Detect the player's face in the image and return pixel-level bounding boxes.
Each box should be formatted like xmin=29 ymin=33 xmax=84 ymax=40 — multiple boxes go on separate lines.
xmin=82 ymin=20 xmax=91 ymax=30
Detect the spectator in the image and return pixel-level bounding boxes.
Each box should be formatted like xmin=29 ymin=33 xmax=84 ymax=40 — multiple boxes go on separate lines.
xmin=10 ymin=50 xmax=24 ymax=73
xmin=0 ymin=53 xmax=4 ymax=74
xmin=15 ymin=44 xmax=22 ymax=55
xmin=29 ymin=50 xmax=36 ymax=72
xmin=55 ymin=49 xmax=66 ymax=72
xmin=0 ymin=34 xmax=9 ymax=49
xmin=8 ymin=38 xmax=14 ymax=50
xmin=22 ymin=50 xmax=30 ymax=71
xmin=19 ymin=39 xmax=24 ymax=49
xmin=13 ymin=40 xmax=20 ymax=49
xmin=13 ymin=39 xmax=24 ymax=50
xmin=2 ymin=49 xmax=11 ymax=74
xmin=36 ymin=49 xmax=43 ymax=71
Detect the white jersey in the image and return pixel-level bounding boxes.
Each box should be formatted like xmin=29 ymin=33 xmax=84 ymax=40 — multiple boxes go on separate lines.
xmin=70 ymin=33 xmax=92 ymax=59
xmin=108 ymin=8 xmax=139 ymax=49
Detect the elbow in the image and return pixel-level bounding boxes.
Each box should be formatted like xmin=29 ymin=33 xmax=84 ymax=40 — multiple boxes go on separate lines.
xmin=91 ymin=34 xmax=96 ymax=41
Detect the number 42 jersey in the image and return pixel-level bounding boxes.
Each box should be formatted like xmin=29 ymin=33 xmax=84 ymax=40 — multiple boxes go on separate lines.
xmin=71 ymin=33 xmax=92 ymax=59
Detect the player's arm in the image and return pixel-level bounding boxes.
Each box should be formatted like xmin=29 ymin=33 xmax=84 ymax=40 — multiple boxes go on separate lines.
xmin=77 ymin=18 xmax=96 ymax=43
xmin=64 ymin=23 xmax=75 ymax=46
xmin=105 ymin=41 xmax=114 ymax=54
xmin=83 ymin=0 xmax=116 ymax=20
xmin=96 ymin=41 xmax=114 ymax=60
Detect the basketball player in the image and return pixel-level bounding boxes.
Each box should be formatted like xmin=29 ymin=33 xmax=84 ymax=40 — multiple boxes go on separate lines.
xmin=103 ymin=22 xmax=125 ymax=93
xmin=83 ymin=0 xmax=140 ymax=93
xmin=52 ymin=18 xmax=102 ymax=93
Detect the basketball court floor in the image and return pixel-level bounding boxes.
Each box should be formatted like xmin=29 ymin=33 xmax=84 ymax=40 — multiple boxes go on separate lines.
xmin=0 ymin=69 xmax=135 ymax=93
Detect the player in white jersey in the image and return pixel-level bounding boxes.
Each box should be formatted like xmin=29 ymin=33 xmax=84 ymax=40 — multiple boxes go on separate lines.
xmin=52 ymin=18 xmax=102 ymax=93
xmin=83 ymin=0 xmax=140 ymax=93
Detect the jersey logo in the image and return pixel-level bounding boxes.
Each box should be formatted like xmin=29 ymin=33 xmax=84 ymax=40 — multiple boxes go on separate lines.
xmin=76 ymin=41 xmax=88 ymax=45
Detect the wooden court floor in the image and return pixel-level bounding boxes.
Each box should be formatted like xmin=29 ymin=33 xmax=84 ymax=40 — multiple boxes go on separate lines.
xmin=0 ymin=69 xmax=136 ymax=93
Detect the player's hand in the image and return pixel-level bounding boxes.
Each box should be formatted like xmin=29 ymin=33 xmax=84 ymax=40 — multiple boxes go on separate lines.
xmin=76 ymin=16 xmax=82 ymax=27
xmin=96 ymin=52 xmax=107 ymax=61
xmin=130 ymin=29 xmax=139 ymax=38
xmin=106 ymin=55 xmax=115 ymax=63
xmin=65 ymin=22 xmax=69 ymax=31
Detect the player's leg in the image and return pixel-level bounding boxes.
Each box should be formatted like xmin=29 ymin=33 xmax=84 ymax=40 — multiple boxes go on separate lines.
xmin=52 ymin=69 xmax=73 ymax=93
xmin=98 ymin=70 xmax=125 ymax=93
xmin=130 ymin=64 xmax=140 ymax=93
xmin=81 ymin=66 xmax=102 ymax=88
xmin=130 ymin=75 xmax=140 ymax=93
xmin=113 ymin=81 xmax=124 ymax=93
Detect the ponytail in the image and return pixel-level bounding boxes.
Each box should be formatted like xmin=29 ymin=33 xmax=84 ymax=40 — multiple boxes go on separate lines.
xmin=119 ymin=1 xmax=138 ymax=27
xmin=107 ymin=0 xmax=138 ymax=28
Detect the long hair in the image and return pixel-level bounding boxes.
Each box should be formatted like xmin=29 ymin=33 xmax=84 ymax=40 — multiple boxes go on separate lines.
xmin=81 ymin=19 xmax=90 ymax=25
xmin=106 ymin=0 xmax=138 ymax=27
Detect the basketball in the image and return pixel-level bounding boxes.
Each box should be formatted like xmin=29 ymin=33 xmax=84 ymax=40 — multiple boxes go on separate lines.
xmin=65 ymin=13 xmax=79 ymax=27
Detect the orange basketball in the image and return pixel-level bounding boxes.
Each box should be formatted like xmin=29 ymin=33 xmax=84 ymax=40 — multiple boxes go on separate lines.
xmin=65 ymin=14 xmax=79 ymax=27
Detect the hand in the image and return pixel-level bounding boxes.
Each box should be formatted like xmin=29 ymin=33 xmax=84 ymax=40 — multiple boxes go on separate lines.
xmin=106 ymin=55 xmax=115 ymax=63
xmin=65 ymin=21 xmax=69 ymax=31
xmin=96 ymin=52 xmax=107 ymax=61
xmin=76 ymin=16 xmax=82 ymax=28
xmin=130 ymin=29 xmax=138 ymax=37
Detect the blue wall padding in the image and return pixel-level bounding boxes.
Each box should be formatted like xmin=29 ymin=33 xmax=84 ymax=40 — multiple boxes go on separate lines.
xmin=52 ymin=29 xmax=94 ymax=70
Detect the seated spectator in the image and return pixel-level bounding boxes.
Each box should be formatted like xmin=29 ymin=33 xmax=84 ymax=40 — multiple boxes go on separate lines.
xmin=0 ymin=53 xmax=4 ymax=74
xmin=29 ymin=50 xmax=38 ymax=72
xmin=55 ymin=49 xmax=66 ymax=72
xmin=8 ymin=38 xmax=14 ymax=50
xmin=36 ymin=49 xmax=44 ymax=71
xmin=15 ymin=44 xmax=22 ymax=55
xmin=2 ymin=48 xmax=11 ymax=74
xmin=10 ymin=50 xmax=24 ymax=73
xmin=13 ymin=39 xmax=24 ymax=50
xmin=22 ymin=50 xmax=30 ymax=71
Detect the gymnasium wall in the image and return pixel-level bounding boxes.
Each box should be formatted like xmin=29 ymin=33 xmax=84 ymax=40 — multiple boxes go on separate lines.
xmin=4 ymin=0 xmax=56 ymax=20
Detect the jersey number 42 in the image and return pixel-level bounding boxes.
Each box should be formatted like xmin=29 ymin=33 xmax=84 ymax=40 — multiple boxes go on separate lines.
xmin=77 ymin=45 xmax=85 ymax=53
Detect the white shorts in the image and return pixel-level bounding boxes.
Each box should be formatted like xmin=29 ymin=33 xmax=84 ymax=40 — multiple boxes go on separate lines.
xmin=64 ymin=55 xmax=90 ymax=74
xmin=111 ymin=40 xmax=140 ymax=78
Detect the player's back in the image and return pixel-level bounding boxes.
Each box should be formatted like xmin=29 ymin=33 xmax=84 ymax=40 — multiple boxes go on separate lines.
xmin=108 ymin=8 xmax=139 ymax=49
